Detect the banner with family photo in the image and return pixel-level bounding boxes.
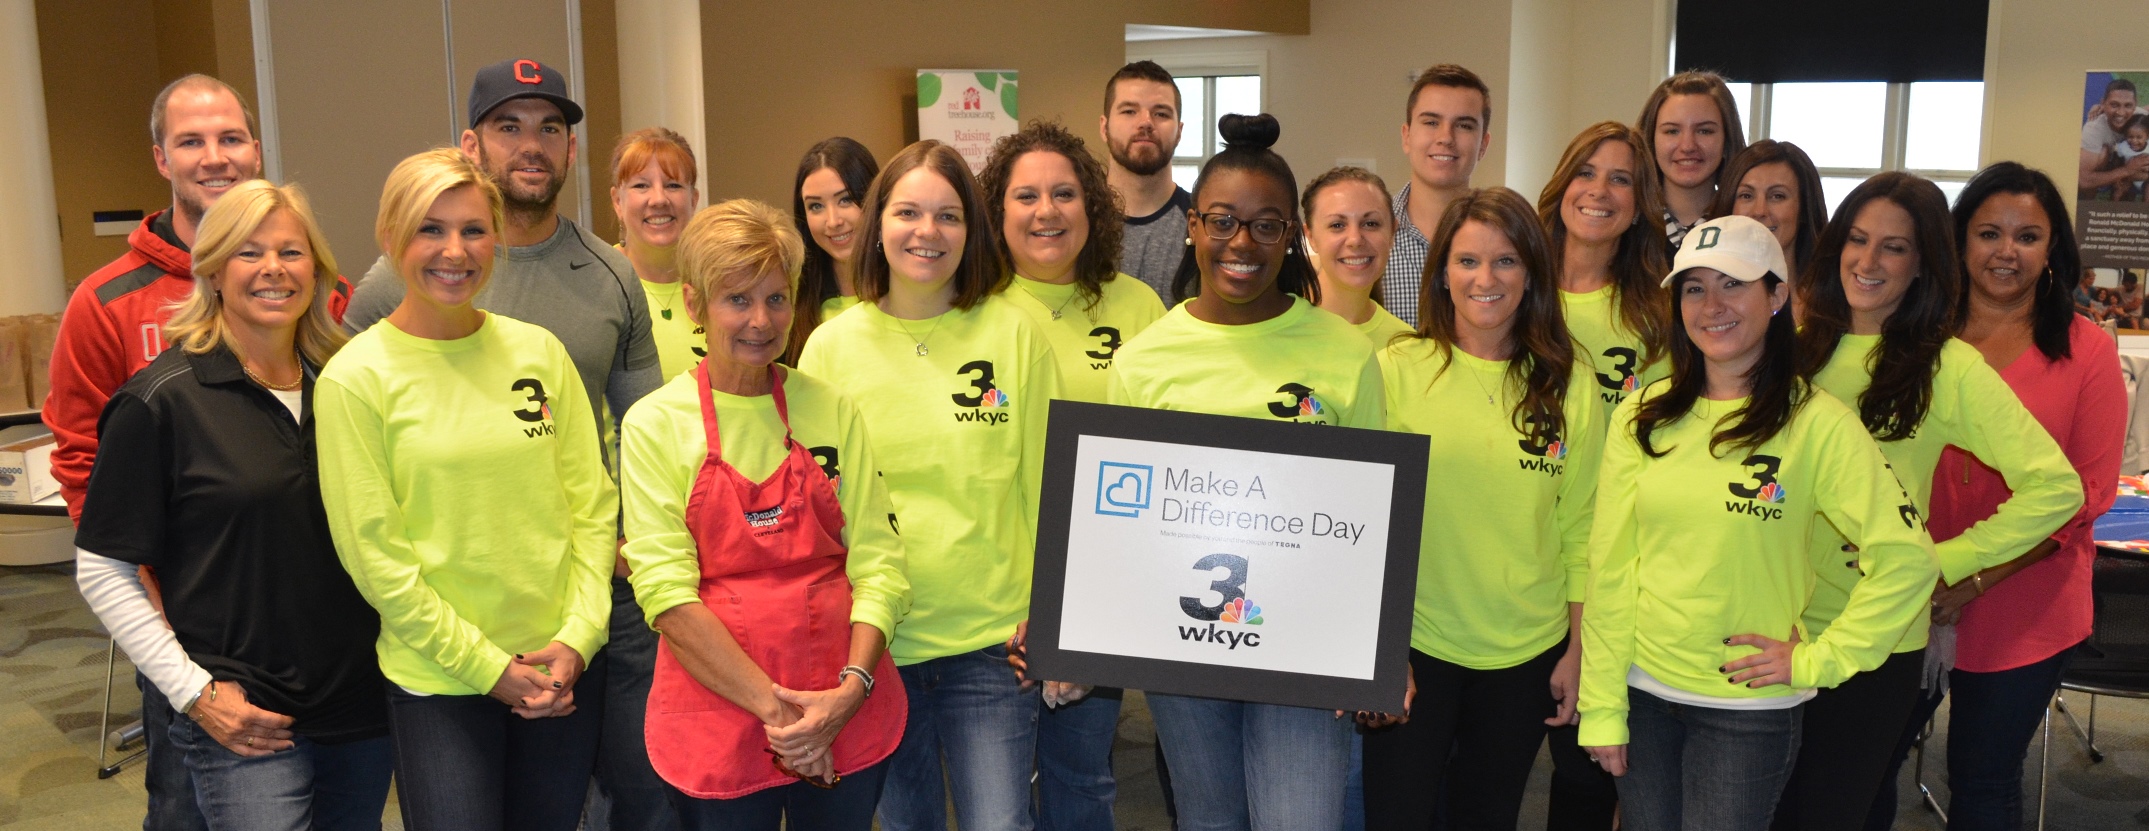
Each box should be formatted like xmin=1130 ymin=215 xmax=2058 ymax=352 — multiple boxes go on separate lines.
xmin=2078 ymin=70 xmax=2149 ymax=273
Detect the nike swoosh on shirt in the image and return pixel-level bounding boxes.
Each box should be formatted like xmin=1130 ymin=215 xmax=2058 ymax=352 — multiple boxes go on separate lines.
xmin=570 ymin=261 xmax=592 ymax=270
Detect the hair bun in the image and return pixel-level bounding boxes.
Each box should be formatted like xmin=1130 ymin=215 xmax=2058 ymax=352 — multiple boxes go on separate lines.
xmin=1217 ymin=113 xmax=1280 ymax=151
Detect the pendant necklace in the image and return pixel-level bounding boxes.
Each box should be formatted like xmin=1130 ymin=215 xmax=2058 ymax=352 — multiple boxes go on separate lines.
xmin=1465 ymin=360 xmax=1499 ymax=407
xmin=1019 ymin=284 xmax=1079 ymax=320
xmin=893 ymin=313 xmax=945 ymax=357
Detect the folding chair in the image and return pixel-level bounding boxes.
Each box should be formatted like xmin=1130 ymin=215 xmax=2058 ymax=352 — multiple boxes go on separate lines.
xmin=2037 ymin=546 xmax=2149 ymax=829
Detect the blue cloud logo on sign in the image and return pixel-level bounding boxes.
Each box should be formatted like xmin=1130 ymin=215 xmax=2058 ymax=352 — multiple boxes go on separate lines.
xmin=1096 ymin=461 xmax=1153 ymax=518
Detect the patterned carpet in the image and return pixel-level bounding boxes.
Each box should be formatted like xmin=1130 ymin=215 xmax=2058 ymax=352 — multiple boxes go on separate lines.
xmin=2 ymin=560 xmax=2143 ymax=829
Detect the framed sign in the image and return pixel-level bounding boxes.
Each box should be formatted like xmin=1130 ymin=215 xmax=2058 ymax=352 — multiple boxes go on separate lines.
xmin=1025 ymin=401 xmax=1427 ymax=713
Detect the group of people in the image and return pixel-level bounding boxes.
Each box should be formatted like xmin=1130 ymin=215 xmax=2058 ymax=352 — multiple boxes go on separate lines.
xmin=46 ymin=51 xmax=2119 ymax=831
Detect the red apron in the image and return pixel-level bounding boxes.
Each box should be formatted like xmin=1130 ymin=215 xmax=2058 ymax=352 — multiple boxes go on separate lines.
xmin=645 ymin=363 xmax=906 ymax=799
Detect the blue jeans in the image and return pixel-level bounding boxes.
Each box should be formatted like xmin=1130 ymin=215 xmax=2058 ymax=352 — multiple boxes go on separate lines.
xmin=1146 ymin=692 xmax=1352 ymax=831
xmin=1343 ymin=730 xmax=1365 ymax=831
xmin=385 ymin=649 xmax=609 ymax=831
xmin=590 ymin=578 xmax=680 ymax=831
xmin=165 ymin=715 xmax=393 ymax=831
xmin=876 ymin=645 xmax=1040 ymax=831
xmin=140 ymin=671 xmax=210 ymax=831
xmin=1037 ymin=686 xmax=1121 ymax=831
xmin=1863 ymin=643 xmax=2075 ymax=831
xmin=668 ymin=759 xmax=889 ymax=830
xmin=1617 ymin=688 xmax=1801 ymax=831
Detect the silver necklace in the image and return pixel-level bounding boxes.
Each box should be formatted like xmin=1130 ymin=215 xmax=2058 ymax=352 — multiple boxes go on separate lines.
xmin=1465 ymin=361 xmax=1499 ymax=407
xmin=1019 ymin=284 xmax=1079 ymax=320
xmin=893 ymin=314 xmax=944 ymax=356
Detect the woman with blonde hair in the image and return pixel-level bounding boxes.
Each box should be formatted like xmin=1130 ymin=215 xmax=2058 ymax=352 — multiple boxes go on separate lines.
xmin=75 ymin=179 xmax=392 ymax=830
xmin=621 ymin=197 xmax=911 ymax=829
xmin=317 ymin=148 xmax=618 ymax=831
xmin=612 ymin=127 xmax=705 ymax=380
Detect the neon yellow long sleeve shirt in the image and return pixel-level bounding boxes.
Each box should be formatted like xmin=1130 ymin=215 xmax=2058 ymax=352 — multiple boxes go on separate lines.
xmin=1563 ymin=286 xmax=1669 ymax=430
xmin=1577 ymin=384 xmax=1938 ymax=746
xmin=1379 ymin=339 xmax=1603 ymax=668
xmin=1004 ymin=273 xmax=1166 ymax=403
xmin=316 ymin=314 xmax=618 ymax=695
xmin=797 ymin=295 xmax=1060 ymax=664
xmin=1108 ymin=297 xmax=1385 ymax=430
xmin=619 ymin=367 xmax=911 ymax=641
xmin=1805 ymin=336 xmax=2082 ymax=652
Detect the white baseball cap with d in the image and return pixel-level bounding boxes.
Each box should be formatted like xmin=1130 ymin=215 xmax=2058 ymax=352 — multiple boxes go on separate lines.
xmin=1660 ymin=215 xmax=1791 ymax=288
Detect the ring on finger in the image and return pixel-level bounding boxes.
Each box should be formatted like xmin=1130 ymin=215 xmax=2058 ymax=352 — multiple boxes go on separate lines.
xmin=244 ymin=736 xmax=255 ymax=748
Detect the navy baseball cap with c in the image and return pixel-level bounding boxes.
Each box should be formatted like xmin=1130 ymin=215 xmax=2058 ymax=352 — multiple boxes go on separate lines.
xmin=468 ymin=58 xmax=584 ymax=129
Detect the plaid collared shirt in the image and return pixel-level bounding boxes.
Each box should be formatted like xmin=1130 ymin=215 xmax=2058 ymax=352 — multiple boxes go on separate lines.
xmin=1381 ymin=183 xmax=1430 ymax=327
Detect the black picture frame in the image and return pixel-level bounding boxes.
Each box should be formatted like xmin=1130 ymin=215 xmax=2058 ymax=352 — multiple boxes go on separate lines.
xmin=1025 ymin=400 xmax=1429 ymax=713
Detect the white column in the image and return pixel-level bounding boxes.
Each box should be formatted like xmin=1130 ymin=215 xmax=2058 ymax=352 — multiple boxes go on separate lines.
xmin=614 ymin=0 xmax=706 ymax=190
xmin=0 ymin=0 xmax=67 ymax=316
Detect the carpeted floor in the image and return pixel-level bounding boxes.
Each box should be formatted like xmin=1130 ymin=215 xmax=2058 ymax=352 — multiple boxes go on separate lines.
xmin=5 ymin=560 xmax=2144 ymax=829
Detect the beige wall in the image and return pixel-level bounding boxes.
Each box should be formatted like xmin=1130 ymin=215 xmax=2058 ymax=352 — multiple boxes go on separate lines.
xmin=36 ymin=0 xmax=254 ymax=284
xmin=700 ymin=0 xmax=1308 ymax=206
xmin=1131 ymin=0 xmax=1665 ymax=210
xmin=1982 ymin=0 xmax=2141 ymax=216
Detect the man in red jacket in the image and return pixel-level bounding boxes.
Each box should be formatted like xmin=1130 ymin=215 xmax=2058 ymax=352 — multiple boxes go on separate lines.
xmin=46 ymin=74 xmax=349 ymax=519
xmin=43 ymin=73 xmax=349 ymax=831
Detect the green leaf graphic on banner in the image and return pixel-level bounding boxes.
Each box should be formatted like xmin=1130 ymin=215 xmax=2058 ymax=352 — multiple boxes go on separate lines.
xmin=1001 ymin=81 xmax=1019 ymax=118
xmin=974 ymin=72 xmax=998 ymax=92
xmin=918 ymin=73 xmax=942 ymax=108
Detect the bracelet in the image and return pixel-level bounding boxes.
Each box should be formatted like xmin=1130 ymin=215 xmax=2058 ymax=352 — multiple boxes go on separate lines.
xmin=1970 ymin=572 xmax=1987 ymax=596
xmin=838 ymin=665 xmax=875 ymax=698
xmin=184 ymin=680 xmax=217 ymax=721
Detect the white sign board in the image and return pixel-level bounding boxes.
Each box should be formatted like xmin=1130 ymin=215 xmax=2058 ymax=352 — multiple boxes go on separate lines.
xmin=916 ymin=70 xmax=1019 ymax=171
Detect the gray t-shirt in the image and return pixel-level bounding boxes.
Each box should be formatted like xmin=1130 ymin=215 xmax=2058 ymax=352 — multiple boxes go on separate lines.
xmin=342 ymin=216 xmax=662 ymax=440
xmin=1119 ymin=186 xmax=1193 ymax=304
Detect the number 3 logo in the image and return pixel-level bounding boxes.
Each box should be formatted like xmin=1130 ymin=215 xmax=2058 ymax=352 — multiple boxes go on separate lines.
xmin=951 ymin=360 xmax=997 ymax=407
xmin=1179 ymin=553 xmax=1248 ymax=621
xmin=1595 ymin=347 xmax=1638 ymax=391
xmin=1728 ymin=454 xmax=1782 ymax=498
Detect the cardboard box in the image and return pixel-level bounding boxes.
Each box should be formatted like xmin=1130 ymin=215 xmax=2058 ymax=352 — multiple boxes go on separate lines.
xmin=0 ymin=434 xmax=57 ymax=504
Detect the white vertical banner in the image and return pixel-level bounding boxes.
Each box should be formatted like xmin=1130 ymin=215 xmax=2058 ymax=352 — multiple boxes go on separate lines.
xmin=916 ymin=70 xmax=1018 ymax=172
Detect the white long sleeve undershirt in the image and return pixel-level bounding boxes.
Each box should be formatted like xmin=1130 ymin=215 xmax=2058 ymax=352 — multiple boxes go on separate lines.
xmin=76 ymin=549 xmax=212 ymax=714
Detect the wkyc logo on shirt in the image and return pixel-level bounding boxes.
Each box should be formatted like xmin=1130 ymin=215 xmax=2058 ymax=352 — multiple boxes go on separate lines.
xmin=951 ymin=360 xmax=1011 ymax=424
xmin=1516 ymin=415 xmax=1568 ymax=476
xmin=1726 ymin=454 xmax=1786 ymax=521
xmin=510 ymin=378 xmax=556 ymax=437
xmin=1594 ymin=346 xmax=1641 ymax=403
xmin=1266 ymin=383 xmax=1330 ymax=423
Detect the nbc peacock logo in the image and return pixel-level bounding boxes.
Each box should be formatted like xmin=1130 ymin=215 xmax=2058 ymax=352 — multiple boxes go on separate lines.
xmin=1544 ymin=439 xmax=1568 ymax=461
xmin=1220 ymin=597 xmax=1264 ymax=625
xmin=1758 ymin=481 xmax=1785 ymax=503
xmin=981 ymin=388 xmax=1010 ymax=408
xmin=1298 ymin=395 xmax=1324 ymax=417
xmin=1620 ymin=374 xmax=1637 ymax=392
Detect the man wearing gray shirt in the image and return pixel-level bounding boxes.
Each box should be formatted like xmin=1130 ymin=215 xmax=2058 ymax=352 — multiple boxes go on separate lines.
xmin=339 ymin=58 xmax=672 ymax=831
xmin=1104 ymin=61 xmax=1193 ymax=303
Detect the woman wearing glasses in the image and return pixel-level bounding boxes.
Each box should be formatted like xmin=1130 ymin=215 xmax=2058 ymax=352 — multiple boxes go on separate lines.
xmin=1109 ymin=113 xmax=1384 ymax=831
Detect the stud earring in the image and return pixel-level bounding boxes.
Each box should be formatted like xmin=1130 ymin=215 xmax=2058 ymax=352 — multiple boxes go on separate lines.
xmin=1185 ymin=237 xmax=1192 ymax=245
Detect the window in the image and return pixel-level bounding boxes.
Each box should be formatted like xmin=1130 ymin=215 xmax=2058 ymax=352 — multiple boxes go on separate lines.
xmin=1720 ymin=81 xmax=1985 ymax=215
xmin=1171 ymin=74 xmax=1264 ymax=191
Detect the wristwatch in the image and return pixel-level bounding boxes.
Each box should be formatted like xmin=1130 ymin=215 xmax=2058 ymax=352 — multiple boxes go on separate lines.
xmin=838 ymin=665 xmax=875 ymax=698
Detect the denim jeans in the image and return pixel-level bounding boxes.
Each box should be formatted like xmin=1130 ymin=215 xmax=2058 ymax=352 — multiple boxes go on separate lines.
xmin=1146 ymin=692 xmax=1352 ymax=831
xmin=1036 ymin=685 xmax=1121 ymax=831
xmin=165 ymin=715 xmax=393 ymax=831
xmin=140 ymin=671 xmax=210 ymax=831
xmin=1361 ymin=643 xmax=1564 ymax=830
xmin=1343 ymin=729 xmax=1365 ymax=831
xmin=876 ymin=644 xmax=1040 ymax=831
xmin=668 ymin=758 xmax=889 ymax=830
xmin=385 ymin=649 xmax=608 ymax=831
xmin=1862 ymin=642 xmax=2074 ymax=831
xmin=1617 ymin=687 xmax=1801 ymax=831
xmin=1770 ymin=648 xmax=1921 ymax=831
xmin=589 ymin=578 xmax=680 ymax=831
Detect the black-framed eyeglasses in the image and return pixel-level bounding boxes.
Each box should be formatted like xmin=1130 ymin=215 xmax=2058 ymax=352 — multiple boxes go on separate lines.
xmin=1197 ymin=213 xmax=1293 ymax=245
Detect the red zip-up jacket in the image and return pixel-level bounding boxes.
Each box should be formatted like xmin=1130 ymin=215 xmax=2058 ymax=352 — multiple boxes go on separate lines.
xmin=44 ymin=209 xmax=352 ymax=522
